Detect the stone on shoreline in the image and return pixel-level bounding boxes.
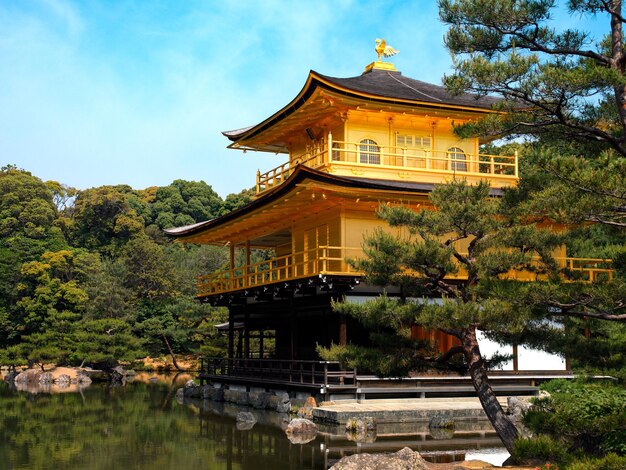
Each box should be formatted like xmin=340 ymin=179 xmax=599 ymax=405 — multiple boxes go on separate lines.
xmin=330 ymin=447 xmax=429 ymax=469
xmin=296 ymin=396 xmax=317 ymax=419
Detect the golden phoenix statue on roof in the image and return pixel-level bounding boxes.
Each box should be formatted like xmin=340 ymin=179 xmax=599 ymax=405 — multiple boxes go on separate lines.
xmin=375 ymin=38 xmax=399 ymax=61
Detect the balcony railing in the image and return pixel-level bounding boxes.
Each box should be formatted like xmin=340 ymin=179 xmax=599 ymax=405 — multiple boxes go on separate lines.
xmin=197 ymin=246 xmax=613 ymax=297
xmin=256 ymin=134 xmax=518 ymax=194
xmin=197 ymin=246 xmax=363 ymax=297
xmin=200 ymin=357 xmax=357 ymax=390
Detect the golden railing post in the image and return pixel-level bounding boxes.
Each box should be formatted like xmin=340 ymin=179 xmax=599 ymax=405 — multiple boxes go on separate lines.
xmin=256 ymin=170 xmax=261 ymax=194
xmin=490 ymin=155 xmax=495 ymax=175
xmin=245 ymin=239 xmax=251 ymax=288
xmin=402 ymin=147 xmax=407 ymax=167
xmin=514 ymin=150 xmax=519 ymax=177
xmin=327 ymin=131 xmax=332 ymax=164
xmin=230 ymin=244 xmax=235 ymax=290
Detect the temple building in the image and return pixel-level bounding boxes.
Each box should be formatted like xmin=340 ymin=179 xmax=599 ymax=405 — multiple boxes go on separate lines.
xmin=166 ymin=46 xmax=610 ymax=398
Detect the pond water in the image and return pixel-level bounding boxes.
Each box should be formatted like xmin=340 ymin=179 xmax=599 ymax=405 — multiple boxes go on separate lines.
xmin=0 ymin=375 xmax=508 ymax=469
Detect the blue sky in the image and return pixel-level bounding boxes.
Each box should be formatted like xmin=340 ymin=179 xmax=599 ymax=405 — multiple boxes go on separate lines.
xmin=0 ymin=0 xmax=608 ymax=197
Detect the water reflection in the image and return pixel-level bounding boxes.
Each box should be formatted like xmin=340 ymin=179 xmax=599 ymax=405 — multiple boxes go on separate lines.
xmin=0 ymin=378 xmax=506 ymax=469
xmin=191 ymin=398 xmax=505 ymax=468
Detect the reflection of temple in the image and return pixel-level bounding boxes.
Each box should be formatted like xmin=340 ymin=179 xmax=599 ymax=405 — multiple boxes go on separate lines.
xmin=194 ymin=399 xmax=504 ymax=469
xmin=167 ymin=44 xmax=613 ymax=398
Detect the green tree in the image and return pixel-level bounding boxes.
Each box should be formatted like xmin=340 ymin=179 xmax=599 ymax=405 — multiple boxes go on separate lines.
xmin=12 ymin=250 xmax=96 ymax=368
xmin=438 ymin=0 xmax=626 ymax=329
xmin=118 ymin=237 xmax=177 ymax=302
xmin=321 ymin=180 xmax=563 ymax=452
xmin=70 ymin=185 xmax=147 ymax=254
xmin=439 ymin=0 xmax=626 ymax=156
xmin=0 ymin=166 xmax=67 ymax=310
xmin=425 ymin=1 xmax=626 ymax=457
xmin=150 ymin=180 xmax=224 ymax=229
xmin=439 ymin=0 xmax=626 ymax=228
xmin=222 ymin=187 xmax=255 ymax=214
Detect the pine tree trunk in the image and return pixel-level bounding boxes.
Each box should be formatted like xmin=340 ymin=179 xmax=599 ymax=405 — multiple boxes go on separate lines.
xmin=462 ymin=326 xmax=519 ymax=453
xmin=162 ymin=334 xmax=187 ymax=372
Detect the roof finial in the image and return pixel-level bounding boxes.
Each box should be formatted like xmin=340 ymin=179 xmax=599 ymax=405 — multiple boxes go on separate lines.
xmin=375 ymin=38 xmax=399 ymax=61
xmin=364 ymin=39 xmax=399 ymax=73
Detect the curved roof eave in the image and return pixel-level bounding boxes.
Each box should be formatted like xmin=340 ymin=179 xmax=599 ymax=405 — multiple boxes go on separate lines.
xmin=223 ymin=70 xmax=501 ymax=144
xmin=163 ymin=166 xmax=461 ymax=239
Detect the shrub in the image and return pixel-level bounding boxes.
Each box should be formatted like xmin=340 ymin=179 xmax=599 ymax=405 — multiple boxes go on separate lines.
xmin=511 ymin=435 xmax=569 ymax=464
xmin=565 ymin=453 xmax=626 ymax=470
xmin=524 ymin=379 xmax=626 ymax=456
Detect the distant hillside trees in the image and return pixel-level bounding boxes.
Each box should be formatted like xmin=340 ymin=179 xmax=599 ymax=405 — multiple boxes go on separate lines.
xmin=0 ymin=164 xmax=250 ymax=370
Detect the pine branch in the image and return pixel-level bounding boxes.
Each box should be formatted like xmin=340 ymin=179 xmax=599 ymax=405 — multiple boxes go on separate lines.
xmin=553 ymin=309 xmax=626 ymax=321
xmin=436 ymin=345 xmax=465 ymax=363
xmin=547 ymin=298 xmax=626 ymax=322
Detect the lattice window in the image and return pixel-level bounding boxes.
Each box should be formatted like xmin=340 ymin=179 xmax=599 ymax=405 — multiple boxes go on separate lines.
xmin=359 ymin=139 xmax=380 ymax=165
xmin=448 ymin=147 xmax=467 ymax=172
xmin=396 ymin=134 xmax=431 ymax=149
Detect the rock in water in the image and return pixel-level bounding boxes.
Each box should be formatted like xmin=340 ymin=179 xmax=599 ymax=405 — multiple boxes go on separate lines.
xmin=285 ymin=418 xmax=317 ymax=444
xmin=345 ymin=416 xmax=377 ymax=443
xmin=236 ymin=411 xmax=257 ymax=430
xmin=428 ymin=415 xmax=455 ymax=439
xmin=76 ymin=373 xmax=92 ymax=386
xmin=286 ymin=418 xmax=317 ymax=434
xmin=55 ymin=374 xmax=71 ymax=387
xmin=38 ymin=372 xmax=53 ymax=385
xmin=236 ymin=411 xmax=257 ymax=423
xmin=110 ymin=366 xmax=127 ymax=385
xmin=330 ymin=447 xmax=429 ymax=470
xmin=182 ymin=380 xmax=202 ymax=398
xmin=3 ymin=370 xmax=18 ymax=383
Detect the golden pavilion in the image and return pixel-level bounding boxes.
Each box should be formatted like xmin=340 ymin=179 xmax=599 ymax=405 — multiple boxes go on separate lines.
xmin=166 ymin=47 xmax=610 ymax=398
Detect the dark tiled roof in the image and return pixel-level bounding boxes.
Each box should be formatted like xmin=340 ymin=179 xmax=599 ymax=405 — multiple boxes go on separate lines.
xmin=317 ymin=69 xmax=499 ymax=109
xmin=223 ymin=68 xmax=499 ymax=142
xmin=222 ymin=125 xmax=254 ymax=138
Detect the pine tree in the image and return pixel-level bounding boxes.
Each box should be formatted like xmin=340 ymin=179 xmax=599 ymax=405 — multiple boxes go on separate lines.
xmin=322 ymin=180 xmax=564 ymax=452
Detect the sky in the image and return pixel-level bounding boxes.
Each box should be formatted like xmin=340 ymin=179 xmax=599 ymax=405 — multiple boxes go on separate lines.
xmin=0 ymin=0 xmax=608 ymax=197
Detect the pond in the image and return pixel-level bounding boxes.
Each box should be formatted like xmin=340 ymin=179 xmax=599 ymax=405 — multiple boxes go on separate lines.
xmin=0 ymin=375 xmax=508 ymax=469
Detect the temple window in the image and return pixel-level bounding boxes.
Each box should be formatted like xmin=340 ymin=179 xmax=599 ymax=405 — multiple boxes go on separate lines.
xmin=359 ymin=139 xmax=380 ymax=165
xmin=448 ymin=147 xmax=467 ymax=172
xmin=396 ymin=134 xmax=431 ymax=150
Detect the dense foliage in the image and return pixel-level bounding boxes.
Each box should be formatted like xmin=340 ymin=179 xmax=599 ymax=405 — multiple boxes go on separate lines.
xmin=511 ymin=380 xmax=626 ymax=469
xmin=0 ymin=165 xmax=250 ymax=370
xmin=526 ymin=379 xmax=626 ymax=456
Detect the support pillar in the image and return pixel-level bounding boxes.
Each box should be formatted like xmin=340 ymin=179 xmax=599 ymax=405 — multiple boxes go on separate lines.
xmin=290 ymin=300 xmax=296 ymax=360
xmin=259 ymin=330 xmax=264 ymax=359
xmin=228 ymin=309 xmax=234 ymax=360
xmin=244 ymin=310 xmax=250 ymax=359
xmin=339 ymin=314 xmax=347 ymax=346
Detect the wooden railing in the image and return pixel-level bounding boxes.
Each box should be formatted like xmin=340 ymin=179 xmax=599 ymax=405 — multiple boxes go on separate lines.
xmin=197 ymin=246 xmax=362 ymax=297
xmin=200 ymin=357 xmax=357 ymax=389
xmin=197 ymin=246 xmax=613 ymax=297
xmin=255 ymin=134 xmax=518 ymax=194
